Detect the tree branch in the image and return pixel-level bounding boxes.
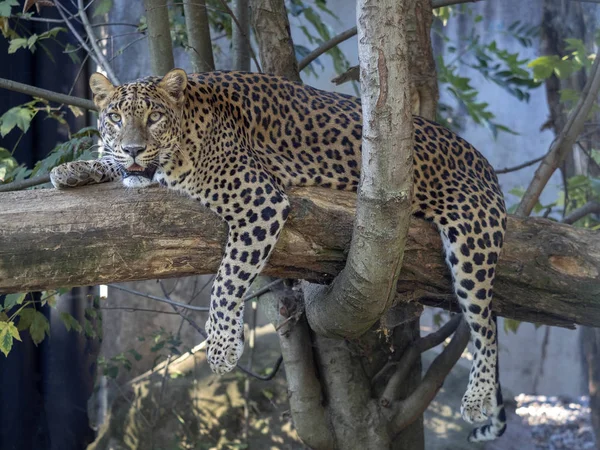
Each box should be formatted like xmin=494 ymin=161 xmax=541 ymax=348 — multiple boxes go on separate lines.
xmin=183 ymin=0 xmax=215 ymax=72
xmin=1 ymin=183 xmax=599 ymax=328
xmin=495 ymin=155 xmax=546 ymax=174
xmin=77 ymin=0 xmax=120 ymax=85
xmin=258 ymin=281 xmax=335 ymax=448
xmin=380 ymin=314 xmax=462 ymax=406
xmin=515 ymin=48 xmax=600 ymax=216
xmin=563 ymin=201 xmax=600 ymax=224
xmin=298 ymin=0 xmax=482 ymax=73
xmin=0 ymin=77 xmax=97 ymax=111
xmin=0 ymin=175 xmax=51 ymax=192
xmin=307 ymin=0 xmax=414 ymax=339
xmin=387 ymin=318 xmax=471 ymax=434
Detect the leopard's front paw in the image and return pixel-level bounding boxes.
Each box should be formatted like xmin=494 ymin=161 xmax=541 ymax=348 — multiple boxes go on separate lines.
xmin=460 ymin=383 xmax=496 ymax=423
xmin=205 ymin=319 xmax=244 ymax=375
xmin=50 ymin=162 xmax=99 ymax=189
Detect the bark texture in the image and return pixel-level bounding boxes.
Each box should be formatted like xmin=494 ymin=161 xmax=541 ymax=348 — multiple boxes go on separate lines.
xmin=307 ymin=0 xmax=415 ymax=340
xmin=1 ymin=183 xmax=599 ymax=328
xmin=232 ymin=0 xmax=251 ymax=71
xmin=249 ymin=0 xmax=300 ymax=81
xmin=183 ymin=0 xmax=215 ymax=72
xmin=143 ymin=0 xmax=175 ymax=76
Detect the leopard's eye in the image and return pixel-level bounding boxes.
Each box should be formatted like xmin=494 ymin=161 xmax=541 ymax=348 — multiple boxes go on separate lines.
xmin=148 ymin=111 xmax=162 ymax=123
xmin=108 ymin=113 xmax=121 ymax=123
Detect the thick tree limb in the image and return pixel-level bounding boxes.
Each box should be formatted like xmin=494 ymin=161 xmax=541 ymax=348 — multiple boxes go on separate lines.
xmin=0 ymin=183 xmax=599 ymax=328
xmin=308 ymin=0 xmax=414 ymax=339
xmin=515 ymin=48 xmax=600 ymax=216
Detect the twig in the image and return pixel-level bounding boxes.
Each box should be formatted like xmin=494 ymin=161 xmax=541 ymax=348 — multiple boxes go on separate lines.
xmin=77 ymin=0 xmax=120 ymax=84
xmin=496 ymin=155 xmax=546 ymax=174
xmin=243 ymin=298 xmax=258 ymax=442
xmin=99 ymin=306 xmax=181 ymax=314
xmin=380 ymin=314 xmax=462 ymax=405
xmin=107 ymin=284 xmax=210 ymax=311
xmin=515 ymin=48 xmax=600 ymax=217
xmin=244 ymin=278 xmax=283 ymax=303
xmin=0 ymin=175 xmax=51 ymax=193
xmin=236 ymin=355 xmax=283 ymax=381
xmin=563 ymin=201 xmax=600 ymax=224
xmin=388 ymin=318 xmax=471 ymax=434
xmin=0 ymin=78 xmax=97 ymax=111
xmin=54 ymin=1 xmax=104 ymax=76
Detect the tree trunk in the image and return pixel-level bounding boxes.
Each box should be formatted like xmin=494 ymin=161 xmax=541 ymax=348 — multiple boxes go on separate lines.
xmin=143 ymin=0 xmax=175 ymax=76
xmin=541 ymin=3 xmax=600 ymax=445
xmin=183 ymin=0 xmax=215 ymax=72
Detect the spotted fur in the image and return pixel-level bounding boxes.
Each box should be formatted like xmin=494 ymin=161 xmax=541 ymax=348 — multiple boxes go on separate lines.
xmin=50 ymin=69 xmax=508 ymax=441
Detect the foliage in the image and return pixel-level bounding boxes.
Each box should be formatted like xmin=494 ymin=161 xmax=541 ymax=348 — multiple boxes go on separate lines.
xmin=288 ymin=0 xmax=351 ymax=78
xmin=434 ymin=7 xmax=541 ymax=136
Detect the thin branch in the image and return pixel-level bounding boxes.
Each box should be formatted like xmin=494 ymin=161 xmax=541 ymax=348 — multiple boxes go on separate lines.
xmin=99 ymin=306 xmax=181 ymax=314
xmin=107 ymin=284 xmax=210 ymax=311
xmin=516 ymin=48 xmax=600 ymax=216
xmin=0 ymin=175 xmax=51 ymax=193
xmin=244 ymin=279 xmax=283 ymax=302
xmin=298 ymin=26 xmax=357 ymax=71
xmin=380 ymin=314 xmax=462 ymax=405
xmin=388 ymin=318 xmax=471 ymax=434
xmin=563 ymin=201 xmax=600 ymax=224
xmin=236 ymin=355 xmax=283 ymax=381
xmin=0 ymin=77 xmax=97 ymax=111
xmin=54 ymin=1 xmax=104 ymax=76
xmin=495 ymin=155 xmax=546 ymax=174
xmin=298 ymin=0 xmax=482 ymax=73
xmin=77 ymin=0 xmax=120 ymax=84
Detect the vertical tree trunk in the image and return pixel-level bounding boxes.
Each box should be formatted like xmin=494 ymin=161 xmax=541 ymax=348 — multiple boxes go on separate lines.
xmin=250 ymin=0 xmax=301 ymax=81
xmin=232 ymin=0 xmax=251 ymax=71
xmin=143 ymin=0 xmax=175 ymax=76
xmin=541 ymin=2 xmax=600 ymax=445
xmin=183 ymin=0 xmax=215 ymax=72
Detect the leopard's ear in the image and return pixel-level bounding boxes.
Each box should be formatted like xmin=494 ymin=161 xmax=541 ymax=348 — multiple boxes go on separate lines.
xmin=158 ymin=69 xmax=188 ymax=105
xmin=89 ymin=73 xmax=115 ymax=110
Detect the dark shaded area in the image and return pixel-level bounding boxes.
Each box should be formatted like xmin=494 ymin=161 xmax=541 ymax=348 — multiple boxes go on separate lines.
xmin=0 ymin=6 xmax=99 ymax=450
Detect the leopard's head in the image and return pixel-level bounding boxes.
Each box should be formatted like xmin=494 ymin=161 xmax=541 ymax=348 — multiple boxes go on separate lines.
xmin=89 ymin=69 xmax=188 ymax=187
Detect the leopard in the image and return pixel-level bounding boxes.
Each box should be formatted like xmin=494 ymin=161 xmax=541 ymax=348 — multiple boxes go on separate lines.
xmin=50 ymin=69 xmax=508 ymax=442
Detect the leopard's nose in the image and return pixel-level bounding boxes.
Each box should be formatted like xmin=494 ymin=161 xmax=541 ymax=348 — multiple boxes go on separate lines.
xmin=122 ymin=144 xmax=146 ymax=157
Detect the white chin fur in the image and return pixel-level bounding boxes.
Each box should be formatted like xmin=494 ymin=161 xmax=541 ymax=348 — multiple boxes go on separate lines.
xmin=122 ymin=176 xmax=155 ymax=188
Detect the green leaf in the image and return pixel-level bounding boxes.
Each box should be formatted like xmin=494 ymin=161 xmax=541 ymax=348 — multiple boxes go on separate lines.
xmin=0 ymin=0 xmax=18 ymax=18
xmin=128 ymin=349 xmax=142 ymax=361
xmin=3 ymin=293 xmax=25 ymax=310
xmin=17 ymin=308 xmax=35 ymax=331
xmin=59 ymin=311 xmax=83 ymax=334
xmin=29 ymin=311 xmax=50 ymax=345
xmin=0 ymin=105 xmax=37 ymax=137
xmin=8 ymin=37 xmax=28 ymax=54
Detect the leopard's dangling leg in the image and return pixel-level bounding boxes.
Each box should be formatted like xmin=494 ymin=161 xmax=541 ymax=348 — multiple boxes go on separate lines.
xmin=50 ymin=156 xmax=122 ymax=189
xmin=438 ymin=219 xmax=507 ymax=442
xmin=200 ymin=166 xmax=290 ymax=374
